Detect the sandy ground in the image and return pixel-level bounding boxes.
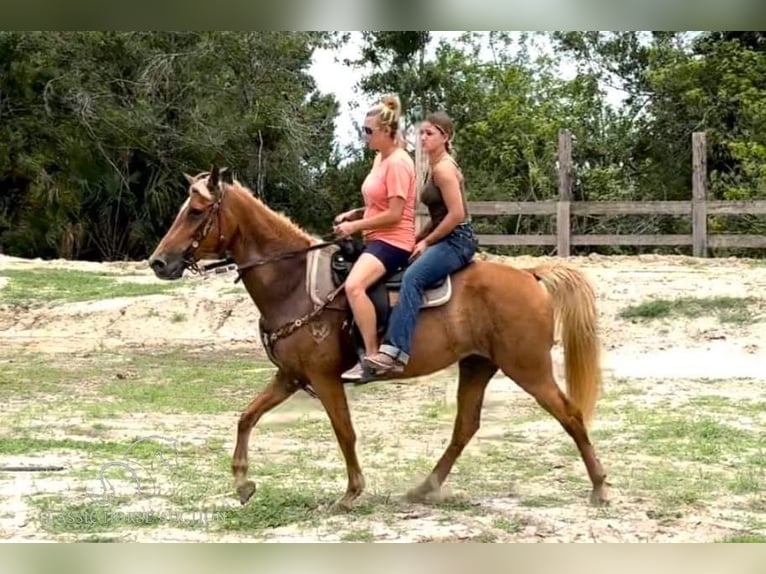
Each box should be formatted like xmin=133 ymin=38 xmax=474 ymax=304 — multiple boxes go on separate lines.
xmin=1 ymin=252 xmax=763 ymax=377
xmin=0 ymin=252 xmax=764 ymax=543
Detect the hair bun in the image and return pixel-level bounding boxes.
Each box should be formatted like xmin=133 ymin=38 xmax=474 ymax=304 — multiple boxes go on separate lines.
xmin=380 ymin=94 xmax=402 ymax=121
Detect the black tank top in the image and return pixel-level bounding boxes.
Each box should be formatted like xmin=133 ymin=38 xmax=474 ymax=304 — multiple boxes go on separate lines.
xmin=419 ymin=160 xmax=469 ymax=229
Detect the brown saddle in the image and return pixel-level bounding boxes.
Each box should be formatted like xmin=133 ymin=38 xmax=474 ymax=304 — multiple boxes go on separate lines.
xmin=306 ymin=241 xmax=452 ymax=323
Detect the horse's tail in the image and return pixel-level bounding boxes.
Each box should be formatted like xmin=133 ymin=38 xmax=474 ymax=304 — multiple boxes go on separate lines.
xmin=530 ymin=264 xmax=602 ymax=425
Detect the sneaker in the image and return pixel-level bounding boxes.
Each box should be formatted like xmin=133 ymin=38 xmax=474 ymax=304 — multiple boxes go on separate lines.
xmin=341 ymin=362 xmax=366 ymax=381
xmin=363 ymin=351 xmax=406 ymax=374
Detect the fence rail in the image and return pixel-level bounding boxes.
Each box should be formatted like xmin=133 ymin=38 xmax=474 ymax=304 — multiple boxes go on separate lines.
xmin=457 ymin=131 xmax=766 ymax=256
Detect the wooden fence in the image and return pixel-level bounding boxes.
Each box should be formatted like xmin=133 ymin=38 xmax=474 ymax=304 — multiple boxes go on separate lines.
xmin=462 ymin=131 xmax=766 ymax=257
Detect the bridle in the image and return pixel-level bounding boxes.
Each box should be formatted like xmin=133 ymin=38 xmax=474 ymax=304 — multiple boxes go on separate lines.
xmin=181 ymin=185 xmax=227 ymax=276
xmin=180 ymin=182 xmax=339 ymax=283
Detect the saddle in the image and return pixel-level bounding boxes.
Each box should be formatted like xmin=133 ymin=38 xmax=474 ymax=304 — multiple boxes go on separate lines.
xmin=306 ymin=238 xmax=452 ymax=347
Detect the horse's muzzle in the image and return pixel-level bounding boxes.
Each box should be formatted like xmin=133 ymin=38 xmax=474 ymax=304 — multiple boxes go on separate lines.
xmin=148 ymin=254 xmax=185 ymax=280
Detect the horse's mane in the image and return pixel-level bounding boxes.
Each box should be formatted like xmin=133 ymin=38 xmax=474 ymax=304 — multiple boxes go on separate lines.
xmin=226 ymin=179 xmax=318 ymax=246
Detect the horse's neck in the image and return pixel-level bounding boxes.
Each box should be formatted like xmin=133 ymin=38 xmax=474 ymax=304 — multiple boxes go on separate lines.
xmin=227 ymin=187 xmax=314 ymax=326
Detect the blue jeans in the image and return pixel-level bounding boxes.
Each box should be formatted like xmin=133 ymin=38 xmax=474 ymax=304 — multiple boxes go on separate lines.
xmin=380 ymin=223 xmax=478 ymax=364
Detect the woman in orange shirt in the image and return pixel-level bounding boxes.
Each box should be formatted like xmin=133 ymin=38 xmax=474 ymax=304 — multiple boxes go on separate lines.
xmin=333 ymin=94 xmax=416 ymax=381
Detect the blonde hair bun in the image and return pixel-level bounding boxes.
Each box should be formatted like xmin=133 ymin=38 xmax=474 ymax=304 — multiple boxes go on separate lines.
xmin=380 ymin=94 xmax=402 ymax=121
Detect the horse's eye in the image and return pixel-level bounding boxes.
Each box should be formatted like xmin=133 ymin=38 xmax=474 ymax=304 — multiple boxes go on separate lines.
xmin=188 ymin=207 xmax=205 ymax=218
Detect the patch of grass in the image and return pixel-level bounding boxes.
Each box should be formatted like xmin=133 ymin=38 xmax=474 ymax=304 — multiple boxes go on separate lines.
xmin=170 ymin=312 xmax=187 ymax=323
xmin=216 ymin=485 xmax=326 ymax=532
xmin=622 ymin=407 xmax=760 ymax=464
xmin=0 ymin=436 xmax=178 ymax=459
xmin=431 ymin=497 xmax=483 ymax=513
xmin=420 ymin=400 xmax=454 ymax=421
xmin=619 ymin=295 xmax=760 ymax=324
xmin=519 ymin=494 xmax=568 ymax=508
xmin=0 ymin=361 xmax=80 ymax=398
xmin=633 ymin=464 xmax=715 ymax=513
xmin=2 ymin=350 xmax=276 ymax=415
xmin=471 ymin=444 xmax=553 ymax=481
xmin=340 ymin=527 xmax=375 ymax=542
xmin=684 ymin=395 xmax=766 ymax=416
xmin=492 ymin=516 xmax=525 ymax=534
xmin=719 ymin=534 xmax=766 ymax=543
xmin=0 ymin=268 xmax=178 ymax=306
xmin=728 ymin=471 xmax=764 ymax=495
xmin=472 ymin=531 xmax=498 ymax=542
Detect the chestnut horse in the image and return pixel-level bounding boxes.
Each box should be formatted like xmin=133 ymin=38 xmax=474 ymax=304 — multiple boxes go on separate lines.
xmin=148 ymin=167 xmax=609 ymax=509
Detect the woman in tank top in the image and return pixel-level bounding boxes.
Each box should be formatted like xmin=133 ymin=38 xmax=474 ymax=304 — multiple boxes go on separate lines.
xmin=363 ymin=111 xmax=478 ymax=375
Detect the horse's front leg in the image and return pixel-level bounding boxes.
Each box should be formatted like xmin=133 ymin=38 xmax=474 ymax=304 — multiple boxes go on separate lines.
xmin=232 ymin=369 xmax=299 ymax=504
xmin=310 ymin=374 xmax=365 ymax=511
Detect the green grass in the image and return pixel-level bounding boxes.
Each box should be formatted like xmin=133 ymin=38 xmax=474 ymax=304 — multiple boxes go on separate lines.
xmin=518 ymin=494 xmax=568 ymax=508
xmin=216 ymin=485 xmax=326 ymax=533
xmin=719 ymin=534 xmax=766 ymax=543
xmin=626 ymin=410 xmax=761 ymax=463
xmin=0 ymin=360 xmax=85 ymax=398
xmin=619 ymin=295 xmax=760 ymax=324
xmin=492 ymin=516 xmax=525 ymax=534
xmin=0 ymin=268 xmax=177 ymax=306
xmin=340 ymin=527 xmax=376 ymax=542
xmin=0 ymin=437 xmax=179 ymax=458
xmin=0 ymin=350 xmax=276 ymax=415
xmin=31 ymin=496 xmax=220 ymax=534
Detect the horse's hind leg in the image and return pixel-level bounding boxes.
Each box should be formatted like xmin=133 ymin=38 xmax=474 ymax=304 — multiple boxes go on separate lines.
xmin=499 ymin=358 xmax=609 ymax=506
xmin=232 ymin=369 xmax=299 ymax=504
xmin=406 ymin=355 xmax=497 ymax=503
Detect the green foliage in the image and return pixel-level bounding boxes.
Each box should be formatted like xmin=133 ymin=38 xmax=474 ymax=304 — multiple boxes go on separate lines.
xmin=619 ymin=295 xmax=761 ymax=324
xmin=0 ymin=31 xmax=340 ymax=260
xmin=2 ymin=31 xmax=765 ymax=261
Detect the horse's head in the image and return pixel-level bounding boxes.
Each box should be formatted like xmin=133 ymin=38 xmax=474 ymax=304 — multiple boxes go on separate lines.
xmin=148 ymin=165 xmax=233 ymax=280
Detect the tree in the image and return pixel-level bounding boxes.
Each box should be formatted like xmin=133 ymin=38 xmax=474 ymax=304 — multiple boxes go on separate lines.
xmin=0 ymin=31 xmax=343 ymax=260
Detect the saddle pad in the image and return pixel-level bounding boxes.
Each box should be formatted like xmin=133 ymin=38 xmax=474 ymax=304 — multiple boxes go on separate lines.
xmin=307 ymin=245 xmax=453 ymax=310
xmin=306 ymin=244 xmax=341 ymax=307
xmin=419 ymin=276 xmax=451 ymax=308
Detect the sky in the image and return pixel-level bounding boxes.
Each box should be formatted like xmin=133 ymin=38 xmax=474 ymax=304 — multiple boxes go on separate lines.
xmin=308 ymin=31 xmax=629 ymax=150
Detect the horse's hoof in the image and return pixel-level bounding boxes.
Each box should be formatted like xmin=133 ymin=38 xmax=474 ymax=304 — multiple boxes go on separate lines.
xmin=589 ymin=482 xmax=610 ymax=506
xmin=330 ymin=497 xmax=355 ymax=513
xmin=236 ymin=481 xmax=256 ymax=505
xmin=405 ymin=475 xmax=441 ymax=503
xmin=405 ymin=487 xmax=427 ymax=504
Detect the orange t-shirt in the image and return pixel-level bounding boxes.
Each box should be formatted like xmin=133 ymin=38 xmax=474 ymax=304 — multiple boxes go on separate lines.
xmin=360 ymin=148 xmax=416 ymax=252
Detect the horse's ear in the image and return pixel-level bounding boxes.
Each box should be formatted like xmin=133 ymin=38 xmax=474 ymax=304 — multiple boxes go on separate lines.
xmin=183 ymin=173 xmax=195 ymax=186
xmin=207 ymin=165 xmax=220 ymax=192
xmin=220 ymin=167 xmax=233 ymax=185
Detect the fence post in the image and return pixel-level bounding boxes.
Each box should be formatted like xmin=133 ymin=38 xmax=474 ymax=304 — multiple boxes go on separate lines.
xmin=557 ymin=129 xmax=573 ymax=257
xmin=692 ymin=132 xmax=708 ymax=257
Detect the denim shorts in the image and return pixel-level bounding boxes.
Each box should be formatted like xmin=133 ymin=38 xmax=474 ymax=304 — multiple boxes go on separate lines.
xmin=363 ymin=240 xmax=411 ymax=274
